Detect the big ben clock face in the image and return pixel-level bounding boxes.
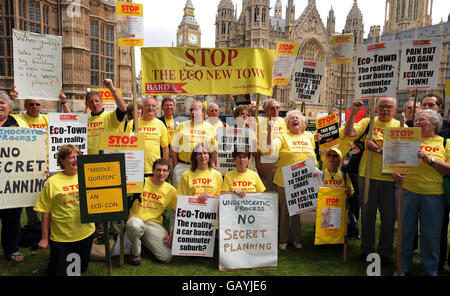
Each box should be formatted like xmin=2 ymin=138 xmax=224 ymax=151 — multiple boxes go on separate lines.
xmin=189 ymin=33 xmax=198 ymax=44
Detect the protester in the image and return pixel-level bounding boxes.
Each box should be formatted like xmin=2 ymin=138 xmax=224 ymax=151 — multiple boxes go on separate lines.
xmin=34 ymin=144 xmax=95 ymax=276
xmin=177 ymin=143 xmax=223 ymax=202
xmin=255 ymin=99 xmax=287 ymax=192
xmin=126 ymin=159 xmax=177 ymax=265
xmin=126 ymin=96 xmax=169 ymax=177
xmin=270 ymin=110 xmax=317 ymax=250
xmin=120 ymin=101 xmax=143 ymax=132
xmin=0 ymin=90 xmax=28 ymax=263
xmin=402 ymin=97 xmax=419 ymax=122
xmin=159 ymin=97 xmax=177 ymax=146
xmin=393 ymin=110 xmax=450 ymax=276
xmin=171 ymin=101 xmax=217 ymax=188
xmin=406 ymin=93 xmax=449 ymax=129
xmin=344 ymin=97 xmax=400 ymax=265
xmin=206 ymin=102 xmax=226 ymax=130
xmin=231 ymin=104 xmax=258 ymax=170
xmin=222 ymin=146 xmax=266 ymax=197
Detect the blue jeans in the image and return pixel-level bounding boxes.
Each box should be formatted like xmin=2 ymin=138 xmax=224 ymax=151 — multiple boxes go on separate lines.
xmin=395 ymin=187 xmax=445 ymax=276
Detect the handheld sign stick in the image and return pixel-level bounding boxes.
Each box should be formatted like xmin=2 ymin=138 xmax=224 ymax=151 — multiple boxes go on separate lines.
xmin=363 ymin=98 xmax=376 ymax=205
xmin=394 ymin=114 xmax=405 ymax=276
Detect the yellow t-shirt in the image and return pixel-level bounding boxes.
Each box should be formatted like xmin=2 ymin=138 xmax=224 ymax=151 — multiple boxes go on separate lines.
xmin=177 ymin=168 xmax=223 ymax=197
xmin=9 ymin=114 xmax=29 ymax=127
xmin=126 ymin=117 xmax=169 ymax=174
xmin=88 ymin=109 xmax=123 ymax=155
xmin=222 ymin=169 xmax=266 ymax=193
xmin=34 ymin=172 xmax=95 ymax=242
xmin=171 ymin=121 xmax=217 ymax=163
xmin=354 ymin=117 xmax=400 ymax=181
xmin=273 ymin=131 xmax=317 ymax=187
xmin=404 ymin=137 xmax=450 ymax=195
xmin=257 ymin=117 xmax=287 ymax=160
xmin=18 ymin=113 xmax=48 ymax=129
xmin=165 ymin=117 xmax=176 ymax=145
xmin=322 ymin=169 xmax=354 ymax=194
xmin=129 ymin=179 xmax=177 ymax=225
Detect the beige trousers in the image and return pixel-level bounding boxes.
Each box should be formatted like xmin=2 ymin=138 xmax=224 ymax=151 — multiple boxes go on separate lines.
xmin=277 ymin=186 xmax=301 ymax=244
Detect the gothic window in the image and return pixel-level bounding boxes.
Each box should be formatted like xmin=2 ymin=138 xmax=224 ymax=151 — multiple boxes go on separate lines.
xmin=262 ymin=9 xmax=266 ymax=23
xmin=0 ymin=0 xmax=13 ymax=76
xmin=90 ymin=19 xmax=115 ymax=86
xmin=298 ymin=39 xmax=324 ymax=62
xmin=254 ymin=8 xmax=260 ymax=22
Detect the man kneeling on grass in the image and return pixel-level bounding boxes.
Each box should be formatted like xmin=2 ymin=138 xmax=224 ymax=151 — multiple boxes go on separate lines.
xmin=126 ymin=159 xmax=177 ymax=265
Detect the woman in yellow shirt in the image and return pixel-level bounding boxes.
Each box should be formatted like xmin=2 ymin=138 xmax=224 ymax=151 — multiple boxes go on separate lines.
xmin=222 ymin=146 xmax=266 ymax=197
xmin=34 ymin=144 xmax=96 ymax=276
xmin=270 ymin=110 xmax=317 ymax=251
xmin=393 ymin=110 xmax=450 ymax=276
xmin=177 ymin=143 xmax=223 ymax=201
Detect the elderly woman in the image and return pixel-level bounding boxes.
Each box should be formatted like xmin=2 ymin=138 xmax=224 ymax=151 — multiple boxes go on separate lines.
xmin=393 ymin=110 xmax=450 ymax=276
xmin=0 ymin=91 xmax=28 ymax=263
xmin=177 ymin=143 xmax=223 ymax=202
xmin=270 ymin=110 xmax=317 ymax=250
xmin=34 ymin=144 xmax=95 ymax=276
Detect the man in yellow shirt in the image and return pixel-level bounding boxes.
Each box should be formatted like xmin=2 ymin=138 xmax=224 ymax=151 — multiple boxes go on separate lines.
xmin=206 ymin=102 xmax=227 ymax=131
xmin=344 ymin=97 xmax=400 ymax=265
xmin=126 ymin=159 xmax=177 ymax=265
xmin=159 ymin=98 xmax=177 ymax=145
xmin=171 ymin=101 xmax=217 ymax=188
xmin=126 ymin=97 xmax=169 ymax=176
xmin=255 ymin=99 xmax=287 ymax=192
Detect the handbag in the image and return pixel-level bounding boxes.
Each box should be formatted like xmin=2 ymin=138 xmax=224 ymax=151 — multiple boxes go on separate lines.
xmin=341 ymin=124 xmax=370 ymax=175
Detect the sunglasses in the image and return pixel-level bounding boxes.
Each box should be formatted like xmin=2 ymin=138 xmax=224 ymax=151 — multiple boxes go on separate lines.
xmin=27 ymin=103 xmax=41 ymax=107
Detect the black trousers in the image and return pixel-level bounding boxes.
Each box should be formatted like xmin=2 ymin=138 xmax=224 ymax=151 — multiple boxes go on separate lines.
xmin=47 ymin=233 xmax=94 ymax=276
xmin=0 ymin=207 xmax=23 ymax=256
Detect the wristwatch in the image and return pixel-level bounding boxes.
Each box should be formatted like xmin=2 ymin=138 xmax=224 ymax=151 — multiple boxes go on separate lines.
xmin=376 ymin=147 xmax=381 ymax=154
xmin=429 ymin=158 xmax=435 ymax=166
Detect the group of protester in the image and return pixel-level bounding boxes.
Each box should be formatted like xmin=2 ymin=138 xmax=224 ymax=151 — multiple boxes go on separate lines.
xmin=0 ymin=80 xmax=449 ymax=276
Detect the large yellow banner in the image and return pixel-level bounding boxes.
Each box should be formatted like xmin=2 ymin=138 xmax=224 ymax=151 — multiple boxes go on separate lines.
xmin=141 ymin=47 xmax=274 ymax=96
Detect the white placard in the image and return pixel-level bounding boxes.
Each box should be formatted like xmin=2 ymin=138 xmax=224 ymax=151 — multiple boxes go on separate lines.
xmin=48 ymin=113 xmax=88 ymax=172
xmin=219 ymin=193 xmax=278 ymax=270
xmin=12 ymin=29 xmax=62 ymax=100
xmin=172 ymin=195 xmax=219 ymax=258
xmin=355 ymin=41 xmax=400 ymax=99
xmin=398 ymin=37 xmax=443 ymax=90
xmin=0 ymin=128 xmax=47 ymax=209
xmin=281 ymin=157 xmax=320 ymax=216
xmin=290 ymin=60 xmax=324 ymax=104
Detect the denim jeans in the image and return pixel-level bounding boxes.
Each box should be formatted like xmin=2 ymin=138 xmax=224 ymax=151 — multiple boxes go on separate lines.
xmin=395 ymin=187 xmax=445 ymax=276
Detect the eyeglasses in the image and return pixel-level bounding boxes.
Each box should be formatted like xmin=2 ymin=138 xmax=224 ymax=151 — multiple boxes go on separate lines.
xmin=326 ymin=154 xmax=340 ymax=159
xmin=378 ymin=104 xmax=394 ymax=109
xmin=190 ymin=108 xmax=203 ymax=112
xmin=144 ymin=104 xmax=157 ymax=109
xmin=27 ymin=103 xmax=41 ymax=107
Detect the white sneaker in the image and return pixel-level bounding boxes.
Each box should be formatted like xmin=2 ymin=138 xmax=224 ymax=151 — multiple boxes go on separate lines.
xmin=293 ymin=242 xmax=302 ymax=249
xmin=278 ymin=243 xmax=288 ymax=250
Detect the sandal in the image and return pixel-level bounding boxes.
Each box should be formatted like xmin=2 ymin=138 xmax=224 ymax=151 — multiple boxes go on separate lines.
xmin=129 ymin=254 xmax=141 ymax=266
xmin=6 ymin=252 xmax=24 ymax=263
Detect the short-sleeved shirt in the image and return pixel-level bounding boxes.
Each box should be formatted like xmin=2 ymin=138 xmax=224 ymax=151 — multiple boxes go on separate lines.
xmin=34 ymin=172 xmax=95 ymax=242
xmin=322 ymin=169 xmax=353 ymax=194
xmin=88 ymin=109 xmax=124 ymax=155
xmin=126 ymin=117 xmax=169 ymax=174
xmin=171 ymin=121 xmax=217 ymax=163
xmin=272 ymin=131 xmax=317 ymax=187
xmin=257 ymin=117 xmax=287 ymax=163
xmin=128 ymin=179 xmax=177 ymax=225
xmin=404 ymin=137 xmax=450 ymax=195
xmin=353 ymin=117 xmax=400 ymax=181
xmin=177 ymin=168 xmax=223 ymax=197
xmin=222 ymin=169 xmax=266 ymax=193
xmin=18 ymin=113 xmax=48 ymax=129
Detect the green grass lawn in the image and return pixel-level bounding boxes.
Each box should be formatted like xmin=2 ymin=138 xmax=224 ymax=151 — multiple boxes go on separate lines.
xmin=1 ymin=211 xmax=449 ymax=276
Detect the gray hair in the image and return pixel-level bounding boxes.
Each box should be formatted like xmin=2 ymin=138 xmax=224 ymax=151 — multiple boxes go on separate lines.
xmin=285 ymin=110 xmax=306 ymax=126
xmin=416 ymin=109 xmax=442 ymax=134
xmin=0 ymin=90 xmax=13 ymax=109
xmin=262 ymin=98 xmax=277 ymax=109
xmin=403 ymin=97 xmax=418 ymax=111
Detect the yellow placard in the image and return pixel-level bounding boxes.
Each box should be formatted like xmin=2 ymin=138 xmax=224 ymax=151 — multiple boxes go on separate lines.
xmin=141 ymin=47 xmax=274 ymax=96
xmin=86 ymin=187 xmax=124 ymax=214
xmin=90 ymin=88 xmax=122 ymax=102
xmin=115 ymin=2 xmax=143 ymax=17
xmin=331 ymin=34 xmax=354 ymax=64
xmin=382 ymin=127 xmax=421 ymax=174
xmin=272 ymin=41 xmax=299 ymax=86
xmin=315 ymin=187 xmax=346 ymax=245
xmin=446 ymin=80 xmax=450 ymax=97
xmin=84 ymin=161 xmax=122 ymax=188
xmin=118 ymin=38 xmax=144 ymax=47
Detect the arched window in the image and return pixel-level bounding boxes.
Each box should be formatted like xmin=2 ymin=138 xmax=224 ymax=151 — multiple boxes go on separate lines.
xmin=298 ymin=39 xmax=324 ymax=62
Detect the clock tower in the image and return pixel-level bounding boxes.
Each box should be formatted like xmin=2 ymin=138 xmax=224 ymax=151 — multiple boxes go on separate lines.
xmin=177 ymin=0 xmax=201 ymax=47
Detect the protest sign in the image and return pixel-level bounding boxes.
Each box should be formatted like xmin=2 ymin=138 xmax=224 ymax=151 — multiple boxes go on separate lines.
xmin=282 ymin=157 xmax=320 ymax=216
xmin=399 ymin=37 xmax=443 ymax=90
xmin=172 ymin=195 xmax=219 ymax=257
xmin=316 ymin=113 xmax=340 ymax=149
xmin=314 ymin=187 xmax=346 ymax=245
xmin=48 ymin=113 xmax=88 ymax=173
xmin=272 ymin=41 xmax=299 ymax=86
xmin=331 ymin=34 xmax=354 ymax=64
xmin=141 ymin=47 xmax=274 ymax=96
xmin=99 ymin=132 xmax=145 ymax=193
xmin=89 ymin=88 xmax=123 ymax=111
xmin=78 ymin=153 xmax=128 ymax=223
xmin=116 ymin=1 xmax=144 ymax=47
xmin=216 ymin=126 xmax=256 ymax=175
xmin=290 ymin=59 xmax=324 ymax=104
xmin=12 ymin=29 xmax=62 ymax=100
xmin=355 ymin=41 xmax=400 ymax=99
xmin=0 ymin=128 xmax=47 ymax=209
xmin=382 ymin=127 xmax=421 ymax=174
xmin=219 ymin=193 xmax=278 ymax=270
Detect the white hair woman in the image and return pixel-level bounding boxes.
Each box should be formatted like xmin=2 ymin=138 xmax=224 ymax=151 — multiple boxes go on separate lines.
xmin=393 ymin=109 xmax=450 ymax=276
xmin=267 ymin=110 xmax=317 ymax=250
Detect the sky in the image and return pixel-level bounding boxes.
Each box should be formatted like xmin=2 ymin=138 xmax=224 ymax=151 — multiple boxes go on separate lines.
xmin=133 ymin=0 xmax=450 ymax=74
